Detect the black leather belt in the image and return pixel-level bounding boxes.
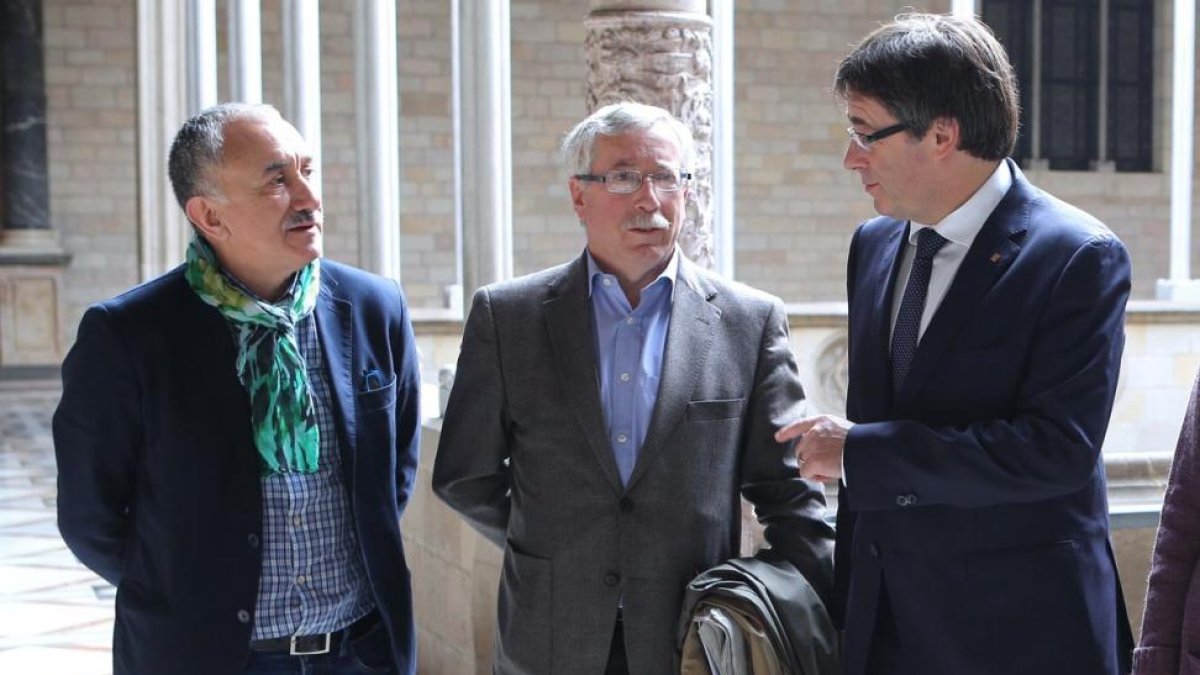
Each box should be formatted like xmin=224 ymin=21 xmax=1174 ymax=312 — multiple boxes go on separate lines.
xmin=249 ymin=609 xmax=380 ymax=656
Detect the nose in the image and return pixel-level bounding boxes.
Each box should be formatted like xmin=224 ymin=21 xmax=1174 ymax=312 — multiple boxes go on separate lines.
xmin=632 ymin=176 xmax=662 ymax=211
xmin=843 ymin=141 xmax=867 ymax=171
xmin=291 ymin=173 xmax=322 ymax=212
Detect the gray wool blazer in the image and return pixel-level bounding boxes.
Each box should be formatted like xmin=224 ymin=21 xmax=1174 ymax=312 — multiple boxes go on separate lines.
xmin=433 ymin=251 xmax=835 ymax=675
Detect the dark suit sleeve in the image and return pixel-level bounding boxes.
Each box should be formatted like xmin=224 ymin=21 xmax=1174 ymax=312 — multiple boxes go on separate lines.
xmin=52 ymin=306 xmax=141 ymax=586
xmin=431 ymin=288 xmax=511 ymax=547
xmin=391 ymin=280 xmax=422 ymax=515
xmin=740 ymin=298 xmax=836 ymax=604
xmin=844 ymin=235 xmax=1131 ymax=511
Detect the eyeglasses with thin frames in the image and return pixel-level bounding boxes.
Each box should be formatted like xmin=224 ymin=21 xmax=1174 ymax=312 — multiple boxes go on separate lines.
xmin=845 ymin=122 xmax=909 ymax=151
xmin=574 ymin=168 xmax=692 ymax=195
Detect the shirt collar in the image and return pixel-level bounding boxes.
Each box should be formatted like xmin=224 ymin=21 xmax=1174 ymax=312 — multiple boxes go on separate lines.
xmin=908 ymin=161 xmax=1012 ymax=248
xmin=221 ymin=268 xmax=300 ymax=307
xmin=586 ymin=246 xmax=680 ymax=299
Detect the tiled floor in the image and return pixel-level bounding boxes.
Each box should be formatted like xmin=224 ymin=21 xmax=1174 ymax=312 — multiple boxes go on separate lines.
xmin=0 ymin=379 xmax=114 ymax=675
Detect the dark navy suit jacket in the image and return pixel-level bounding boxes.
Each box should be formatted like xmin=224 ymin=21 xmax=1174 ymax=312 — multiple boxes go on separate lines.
xmin=837 ymin=161 xmax=1135 ymax=675
xmin=53 ymin=260 xmax=421 ymax=675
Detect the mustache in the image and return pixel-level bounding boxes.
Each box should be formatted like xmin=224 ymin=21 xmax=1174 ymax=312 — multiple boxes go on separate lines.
xmin=288 ymin=209 xmax=321 ymax=229
xmin=624 ymin=212 xmax=671 ymax=231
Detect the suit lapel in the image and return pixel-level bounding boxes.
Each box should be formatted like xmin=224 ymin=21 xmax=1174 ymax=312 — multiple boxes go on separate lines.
xmin=856 ymin=223 xmax=907 ymax=418
xmin=625 ymin=258 xmax=719 ymax=491
xmin=314 ymin=270 xmax=358 ymax=474
xmin=179 ymin=285 xmax=258 ymax=475
xmin=897 ymin=163 xmax=1029 ymax=401
xmin=543 ymin=256 xmax=625 ymax=492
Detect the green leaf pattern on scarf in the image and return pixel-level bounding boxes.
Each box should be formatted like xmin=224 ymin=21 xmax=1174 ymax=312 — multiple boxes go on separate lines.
xmin=184 ymin=235 xmax=322 ymax=475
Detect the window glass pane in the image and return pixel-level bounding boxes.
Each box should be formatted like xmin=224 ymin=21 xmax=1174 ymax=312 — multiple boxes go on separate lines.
xmin=981 ymin=0 xmax=1032 ymax=164
xmin=1108 ymin=0 xmax=1154 ymax=172
xmin=1041 ymin=0 xmax=1097 ymax=170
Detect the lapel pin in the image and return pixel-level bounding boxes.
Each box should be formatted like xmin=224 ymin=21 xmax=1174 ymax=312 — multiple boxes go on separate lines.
xmin=989 ymin=252 xmax=1002 ymax=264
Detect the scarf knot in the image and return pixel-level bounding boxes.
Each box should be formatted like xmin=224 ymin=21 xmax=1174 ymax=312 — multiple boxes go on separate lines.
xmin=185 ymin=236 xmax=322 ymax=475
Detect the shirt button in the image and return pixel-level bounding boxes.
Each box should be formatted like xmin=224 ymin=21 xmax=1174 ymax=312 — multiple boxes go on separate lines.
xmin=296 ymin=575 xmax=306 ymax=585
xmin=292 ymin=516 xmax=302 ymax=527
xmin=616 ymin=434 xmax=628 ymax=444
xmin=619 ymin=372 xmax=631 ymax=382
xmin=236 ymin=609 xmax=251 ymax=623
xmin=602 ymin=278 xmax=612 ymax=287
xmin=625 ymin=317 xmax=634 ymax=324
xmin=247 ymin=533 xmax=260 ymax=548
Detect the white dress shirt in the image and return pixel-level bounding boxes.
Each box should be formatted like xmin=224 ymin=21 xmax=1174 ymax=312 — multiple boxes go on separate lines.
xmin=888 ymin=161 xmax=1013 ymax=341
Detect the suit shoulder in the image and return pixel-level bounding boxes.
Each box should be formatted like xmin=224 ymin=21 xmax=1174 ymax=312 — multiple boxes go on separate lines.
xmin=93 ymin=266 xmax=190 ymax=319
xmin=477 ymin=259 xmax=576 ymax=304
xmin=686 ymin=263 xmax=783 ymax=315
xmin=1024 ymin=188 xmax=1126 ymax=252
xmin=320 ymin=259 xmax=407 ymax=306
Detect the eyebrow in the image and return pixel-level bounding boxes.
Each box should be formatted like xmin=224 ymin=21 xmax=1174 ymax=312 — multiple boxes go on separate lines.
xmin=261 ymin=155 xmax=312 ymax=176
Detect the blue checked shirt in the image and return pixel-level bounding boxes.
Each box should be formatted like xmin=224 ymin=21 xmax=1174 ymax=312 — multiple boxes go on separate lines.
xmin=249 ymin=311 xmax=375 ymax=639
xmin=587 ymin=251 xmax=676 ymax=485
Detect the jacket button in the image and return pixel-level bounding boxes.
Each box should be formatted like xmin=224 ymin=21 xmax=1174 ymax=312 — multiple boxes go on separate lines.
xmin=896 ymin=494 xmax=917 ymax=507
xmin=869 ymin=544 xmax=880 ymax=558
xmin=604 ymin=572 xmax=620 ymax=587
xmin=236 ymin=609 xmax=251 ymax=623
xmin=247 ymin=533 xmax=260 ymax=548
xmin=619 ymin=498 xmax=634 ymax=513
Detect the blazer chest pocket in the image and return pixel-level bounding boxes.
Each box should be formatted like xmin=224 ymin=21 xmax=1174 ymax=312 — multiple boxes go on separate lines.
xmin=358 ymin=374 xmax=397 ymax=413
xmin=686 ymin=398 xmax=746 ymax=422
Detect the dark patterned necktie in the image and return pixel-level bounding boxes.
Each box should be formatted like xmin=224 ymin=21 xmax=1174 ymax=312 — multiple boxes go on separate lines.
xmin=891 ymin=227 xmax=948 ymax=393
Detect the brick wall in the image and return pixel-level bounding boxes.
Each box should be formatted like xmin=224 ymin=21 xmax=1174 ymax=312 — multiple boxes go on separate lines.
xmin=43 ymin=0 xmax=140 ymax=335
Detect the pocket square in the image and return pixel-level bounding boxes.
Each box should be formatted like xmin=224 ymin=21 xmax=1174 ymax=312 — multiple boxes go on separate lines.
xmin=361 ymin=368 xmax=385 ymax=392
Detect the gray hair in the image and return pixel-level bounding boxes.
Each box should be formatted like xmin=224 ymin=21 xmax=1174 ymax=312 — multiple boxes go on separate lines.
xmin=167 ymin=102 xmax=283 ymax=211
xmin=560 ymin=102 xmax=696 ymax=177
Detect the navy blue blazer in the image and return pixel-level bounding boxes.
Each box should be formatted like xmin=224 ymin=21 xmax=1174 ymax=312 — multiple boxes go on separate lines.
xmin=53 ymin=260 xmax=421 ymax=675
xmin=837 ymin=161 xmax=1134 ymax=675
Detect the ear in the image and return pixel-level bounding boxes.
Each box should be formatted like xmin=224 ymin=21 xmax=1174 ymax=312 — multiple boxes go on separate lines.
xmin=568 ymin=177 xmax=588 ymax=224
xmin=185 ymin=195 xmax=230 ymax=243
xmin=930 ymin=117 xmax=960 ymax=159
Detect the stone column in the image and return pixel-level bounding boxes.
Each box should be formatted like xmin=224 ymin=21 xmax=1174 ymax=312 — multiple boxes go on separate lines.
xmin=283 ymin=0 xmax=322 ymax=196
xmin=354 ymin=0 xmax=402 ymax=280
xmin=0 ymin=0 xmax=69 ymax=371
xmin=456 ymin=0 xmax=513 ymax=307
xmin=584 ymin=0 xmax=714 ymax=269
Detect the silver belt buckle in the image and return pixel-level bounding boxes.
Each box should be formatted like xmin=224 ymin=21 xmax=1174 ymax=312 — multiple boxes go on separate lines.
xmin=289 ymin=632 xmax=332 ymax=656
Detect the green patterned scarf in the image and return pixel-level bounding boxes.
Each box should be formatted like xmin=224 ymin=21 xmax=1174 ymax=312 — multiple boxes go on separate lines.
xmin=184 ymin=235 xmax=322 ymax=474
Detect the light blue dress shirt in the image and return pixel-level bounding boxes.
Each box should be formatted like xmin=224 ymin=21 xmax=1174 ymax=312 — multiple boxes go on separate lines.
xmin=587 ymin=250 xmax=678 ymax=485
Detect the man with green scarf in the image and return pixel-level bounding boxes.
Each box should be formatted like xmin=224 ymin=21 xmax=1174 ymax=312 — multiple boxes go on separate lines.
xmin=53 ymin=103 xmax=421 ymax=675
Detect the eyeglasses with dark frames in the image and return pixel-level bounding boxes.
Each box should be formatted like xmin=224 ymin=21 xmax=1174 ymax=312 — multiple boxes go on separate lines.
xmin=574 ymin=168 xmax=692 ymax=195
xmin=845 ymin=122 xmax=909 ymax=151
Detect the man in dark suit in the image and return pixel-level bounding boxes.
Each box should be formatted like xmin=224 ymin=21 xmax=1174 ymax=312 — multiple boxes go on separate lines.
xmin=775 ymin=13 xmax=1135 ymax=675
xmin=53 ymin=103 xmax=421 ymax=675
xmin=432 ymin=102 xmax=835 ymax=674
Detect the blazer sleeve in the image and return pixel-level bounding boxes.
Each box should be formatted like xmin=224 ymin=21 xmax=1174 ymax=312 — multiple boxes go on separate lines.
xmin=739 ymin=298 xmax=836 ymax=605
xmin=844 ymin=234 xmax=1131 ymax=510
xmin=52 ymin=306 xmax=141 ymax=586
xmin=431 ymin=287 xmax=511 ymax=547
xmin=1132 ymin=370 xmax=1200 ymax=675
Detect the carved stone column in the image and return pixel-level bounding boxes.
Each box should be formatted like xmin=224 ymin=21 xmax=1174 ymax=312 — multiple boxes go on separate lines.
xmin=585 ymin=0 xmax=714 ymax=269
xmin=0 ymin=0 xmax=69 ymax=371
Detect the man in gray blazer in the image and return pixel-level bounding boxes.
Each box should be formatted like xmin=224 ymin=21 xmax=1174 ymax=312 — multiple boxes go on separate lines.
xmin=433 ymin=102 xmax=835 ymax=675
